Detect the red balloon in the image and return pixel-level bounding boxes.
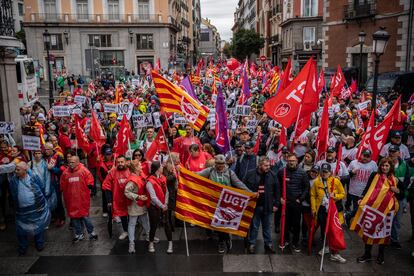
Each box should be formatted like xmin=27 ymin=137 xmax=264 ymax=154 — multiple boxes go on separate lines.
xmin=226 ymin=58 xmax=240 ymax=71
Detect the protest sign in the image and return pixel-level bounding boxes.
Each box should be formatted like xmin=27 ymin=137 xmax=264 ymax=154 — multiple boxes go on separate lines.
xmin=53 ymin=105 xmax=72 ymax=117
xmin=132 ymin=114 xmax=153 ymax=128
xmin=358 ymin=100 xmax=371 ymax=111
xmin=74 ymin=95 xmax=87 ymax=104
xmin=247 ymin=119 xmax=257 ymax=131
xmin=174 ymin=114 xmax=187 ymax=125
xmin=0 ymin=122 xmax=15 ymax=134
xmin=104 ymin=103 xmax=118 ymax=113
xmin=152 ymin=112 xmax=162 ymax=128
xmin=118 ymin=102 xmax=134 ymax=119
xmin=22 ymin=135 xmax=41 ymax=151
xmin=70 ymin=104 xmax=82 ymax=115
xmin=235 ymin=105 xmax=251 ymax=116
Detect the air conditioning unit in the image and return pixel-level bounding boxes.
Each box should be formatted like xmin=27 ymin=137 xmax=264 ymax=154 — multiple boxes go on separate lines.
xmin=303 ymin=41 xmax=312 ymax=51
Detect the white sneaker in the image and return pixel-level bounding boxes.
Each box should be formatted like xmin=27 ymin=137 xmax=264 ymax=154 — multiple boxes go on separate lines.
xmin=119 ymin=232 xmax=128 ymax=240
xmin=167 ymin=241 xmax=173 ymax=254
xmin=330 ymin=253 xmax=347 ymax=263
xmin=148 ymin=242 xmax=155 ymax=253
xmin=102 ymin=213 xmax=108 ymax=218
xmin=146 ymin=236 xmax=160 ymax=243
xmin=318 ymin=246 xmax=330 ymax=256
xmin=128 ymin=242 xmax=135 ymax=254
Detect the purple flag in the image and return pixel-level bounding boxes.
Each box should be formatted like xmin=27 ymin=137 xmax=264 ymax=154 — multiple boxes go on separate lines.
xmin=215 ymin=85 xmax=230 ymax=154
xmin=238 ymin=61 xmax=251 ymax=105
xmin=179 ymin=76 xmax=199 ymax=102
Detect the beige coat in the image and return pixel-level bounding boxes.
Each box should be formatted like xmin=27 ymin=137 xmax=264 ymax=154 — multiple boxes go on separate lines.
xmin=124 ymin=181 xmax=147 ymax=216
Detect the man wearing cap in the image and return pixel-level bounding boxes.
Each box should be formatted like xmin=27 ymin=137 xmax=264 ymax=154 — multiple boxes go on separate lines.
xmin=316 ymin=146 xmax=349 ymax=182
xmin=346 ymin=149 xmax=378 ymax=223
xmin=388 ymin=144 xmax=411 ymax=249
xmin=225 ymin=141 xmax=244 ymax=171
xmin=310 ymin=163 xmax=346 ymax=263
xmin=332 ymin=114 xmax=353 ymax=138
xmin=244 ymin=156 xmax=279 ymax=254
xmin=235 ymin=141 xmax=257 ymax=181
xmin=198 ymin=154 xmax=251 ymax=254
xmin=380 ymin=131 xmax=410 ymax=160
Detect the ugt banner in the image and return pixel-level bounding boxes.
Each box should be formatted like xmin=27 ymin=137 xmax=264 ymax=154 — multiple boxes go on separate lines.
xmin=175 ymin=167 xmax=257 ymax=237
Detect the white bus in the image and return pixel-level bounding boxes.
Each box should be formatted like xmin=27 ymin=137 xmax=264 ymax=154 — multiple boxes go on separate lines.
xmin=15 ymin=55 xmax=38 ymax=107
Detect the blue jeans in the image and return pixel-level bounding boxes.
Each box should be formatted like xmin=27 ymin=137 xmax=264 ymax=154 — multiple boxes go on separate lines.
xmin=72 ymin=217 xmax=94 ymax=236
xmin=17 ymin=231 xmax=44 ymax=254
xmin=391 ymin=199 xmax=406 ymax=242
xmin=248 ymin=205 xmax=273 ymax=246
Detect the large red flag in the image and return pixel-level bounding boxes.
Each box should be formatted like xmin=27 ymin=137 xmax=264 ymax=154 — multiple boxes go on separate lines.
xmin=317 ymin=69 xmax=325 ymax=93
xmin=325 ymin=197 xmax=346 ymax=251
xmin=90 ymin=111 xmax=106 ymax=147
xmin=74 ymin=115 xmax=90 ymax=152
xmin=356 ymin=111 xmax=375 ymax=159
xmin=113 ymin=115 xmax=133 ymax=156
xmin=146 ymin=128 xmax=169 ymax=161
xmin=280 ymin=58 xmax=293 ymax=91
xmin=330 ymin=65 xmax=346 ymax=97
xmin=316 ymin=98 xmax=330 ymax=160
xmin=264 ymin=58 xmax=314 ymax=129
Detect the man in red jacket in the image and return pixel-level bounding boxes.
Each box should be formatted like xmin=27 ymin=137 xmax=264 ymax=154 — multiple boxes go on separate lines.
xmin=102 ymin=155 xmax=131 ymax=240
xmin=61 ymin=155 xmax=98 ymax=243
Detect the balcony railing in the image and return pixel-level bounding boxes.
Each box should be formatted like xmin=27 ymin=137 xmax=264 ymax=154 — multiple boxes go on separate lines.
xmin=295 ymin=42 xmax=322 ymax=51
xmin=0 ymin=0 xmax=15 ymax=36
xmin=344 ymin=1 xmax=376 ymax=20
xmin=28 ymin=13 xmax=162 ymax=24
xmin=168 ymin=16 xmax=182 ymax=31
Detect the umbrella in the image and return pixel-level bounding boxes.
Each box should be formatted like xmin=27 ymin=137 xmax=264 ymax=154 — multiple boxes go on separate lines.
xmin=279 ymin=168 xmax=287 ymax=252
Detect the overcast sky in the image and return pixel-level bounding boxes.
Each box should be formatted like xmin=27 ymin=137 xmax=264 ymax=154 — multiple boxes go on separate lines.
xmin=200 ymin=0 xmax=238 ymax=42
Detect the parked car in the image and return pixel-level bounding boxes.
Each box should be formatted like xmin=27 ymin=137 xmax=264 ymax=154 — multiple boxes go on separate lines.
xmin=365 ymin=71 xmax=414 ymax=102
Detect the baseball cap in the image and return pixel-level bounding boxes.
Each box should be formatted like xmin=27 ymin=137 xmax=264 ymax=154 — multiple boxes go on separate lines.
xmin=244 ymin=141 xmax=255 ymax=149
xmin=310 ymin=165 xmax=320 ymax=173
xmin=388 ymin=145 xmax=400 ymax=152
xmin=361 ymin=149 xmax=372 ymax=156
xmin=320 ymin=163 xmax=332 ymax=172
xmin=214 ymin=154 xmax=226 ymax=164
xmin=234 ymin=141 xmax=244 ymax=148
xmin=281 ymin=146 xmax=289 ymax=153
xmin=103 ymin=148 xmax=113 ymax=155
xmin=392 ymin=131 xmax=402 ymax=138
xmin=327 ymin=146 xmax=336 ymax=153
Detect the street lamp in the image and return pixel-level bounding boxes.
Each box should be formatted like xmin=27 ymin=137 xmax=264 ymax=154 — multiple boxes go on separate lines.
xmin=43 ymin=29 xmax=54 ymax=108
xmin=358 ymin=31 xmax=366 ymax=87
xmin=371 ymin=27 xmax=390 ymax=114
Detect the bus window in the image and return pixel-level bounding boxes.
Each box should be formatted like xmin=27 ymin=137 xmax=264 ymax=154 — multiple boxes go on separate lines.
xmin=23 ymin=60 xmax=35 ymax=77
xmin=16 ymin=63 xmax=22 ymax=83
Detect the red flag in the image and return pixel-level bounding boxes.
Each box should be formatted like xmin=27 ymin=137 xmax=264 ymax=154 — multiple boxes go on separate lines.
xmin=253 ymin=133 xmax=262 ymax=154
xmin=74 ymin=115 xmax=90 ymax=152
xmin=356 ymin=111 xmax=375 ymax=159
xmin=330 ymin=65 xmax=346 ymax=97
xmin=317 ymin=69 xmax=325 ymax=93
xmin=264 ymin=57 xmax=314 ymax=129
xmin=294 ymin=114 xmax=312 ymax=140
xmin=316 ymin=98 xmax=330 ymax=160
xmin=113 ymin=115 xmax=133 ymax=156
xmin=325 ymin=197 xmax=346 ymax=251
xmin=250 ymin=63 xmax=257 ymax=78
xmin=334 ymin=143 xmax=343 ymax=176
xmin=280 ymin=58 xmax=293 ymax=91
xmin=145 ymin=129 xmax=169 ymax=161
xmin=90 ymin=111 xmax=106 ymax=147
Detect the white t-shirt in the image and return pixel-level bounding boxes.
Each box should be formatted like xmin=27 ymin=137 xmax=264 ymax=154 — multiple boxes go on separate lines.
xmin=342 ymin=146 xmax=357 ymax=162
xmin=348 ymin=160 xmax=378 ymax=197
xmin=380 ymin=143 xmax=410 ymax=160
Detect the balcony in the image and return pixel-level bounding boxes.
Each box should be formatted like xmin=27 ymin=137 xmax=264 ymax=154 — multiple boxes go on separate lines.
xmin=169 ymin=16 xmax=181 ymax=31
xmin=344 ymin=1 xmax=376 ymax=21
xmin=295 ymin=41 xmax=322 ymax=51
xmin=27 ymin=13 xmax=162 ymax=24
xmin=0 ymin=0 xmax=14 ymax=37
xmin=181 ymin=18 xmax=190 ymax=28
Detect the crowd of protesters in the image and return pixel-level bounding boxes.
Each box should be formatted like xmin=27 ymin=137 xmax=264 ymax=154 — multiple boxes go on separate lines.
xmin=0 ymin=61 xmax=413 ymax=268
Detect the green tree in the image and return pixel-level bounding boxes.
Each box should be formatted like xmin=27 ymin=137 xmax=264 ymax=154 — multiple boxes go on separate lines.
xmin=222 ymin=41 xmax=232 ymax=58
xmin=231 ymin=29 xmax=264 ymax=60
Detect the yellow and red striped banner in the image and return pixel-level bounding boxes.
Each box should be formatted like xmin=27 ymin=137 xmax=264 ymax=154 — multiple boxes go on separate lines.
xmin=270 ymin=71 xmax=280 ymax=95
xmin=151 ymin=71 xmax=209 ymax=132
xmin=350 ymin=174 xmax=399 ymax=245
xmin=175 ymin=167 xmax=257 ymax=237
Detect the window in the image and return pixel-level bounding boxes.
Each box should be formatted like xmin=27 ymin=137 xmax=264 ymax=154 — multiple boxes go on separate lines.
xmin=303 ymin=27 xmax=316 ymax=44
xmin=138 ymin=0 xmax=150 ymax=20
xmin=18 ymin=3 xmax=24 ymax=16
xmin=88 ymin=34 xmax=112 ymax=47
xmin=108 ymin=0 xmax=120 ymax=20
xmin=136 ymin=34 xmax=153 ymax=49
xmin=302 ymin=0 xmax=317 ymax=17
xmin=100 ymin=50 xmax=124 ymax=66
xmin=77 ymin=0 xmax=89 ymax=20
xmin=44 ymin=0 xmax=57 ymax=19
xmin=44 ymin=34 xmax=63 ymax=50
xmin=200 ymin=29 xmax=209 ymax=41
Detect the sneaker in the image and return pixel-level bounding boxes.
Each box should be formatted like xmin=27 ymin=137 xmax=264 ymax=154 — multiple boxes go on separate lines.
xmin=376 ymin=256 xmax=384 ymax=265
xmin=119 ymin=232 xmax=128 ymax=240
xmin=128 ymin=242 xmax=135 ymax=254
xmin=264 ymin=244 xmax=276 ymax=254
xmin=391 ymin=241 xmax=402 ymax=249
xmin=72 ymin=234 xmax=85 ymax=243
xmin=248 ymin=244 xmax=256 ymax=254
xmin=292 ymin=244 xmax=301 ymax=253
xmin=357 ymin=254 xmax=372 ymax=263
xmin=102 ymin=213 xmax=108 ymax=218
xmin=89 ymin=232 xmax=98 ymax=241
xmin=145 ymin=236 xmax=160 ymax=243
xmin=148 ymin=242 xmax=155 ymax=253
xmin=167 ymin=241 xmax=173 ymax=254
xmin=218 ymin=242 xmax=226 ymax=254
xmin=330 ymin=253 xmax=347 ymax=263
xmin=318 ymin=246 xmax=330 ymax=256
xmin=226 ymin=239 xmax=233 ymax=252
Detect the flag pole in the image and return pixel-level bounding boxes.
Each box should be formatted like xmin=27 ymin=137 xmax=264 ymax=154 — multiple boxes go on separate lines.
xmin=290 ymin=104 xmax=303 ymax=150
xmin=319 ymin=229 xmax=328 ymax=271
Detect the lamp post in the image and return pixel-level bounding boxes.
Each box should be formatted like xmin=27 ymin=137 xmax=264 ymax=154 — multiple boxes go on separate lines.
xmin=358 ymin=31 xmax=366 ymax=87
xmin=43 ymin=30 xmax=54 ymax=108
xmin=371 ymin=27 xmax=390 ymax=114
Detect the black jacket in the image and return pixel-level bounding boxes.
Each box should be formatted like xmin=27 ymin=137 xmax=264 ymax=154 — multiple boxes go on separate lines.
xmin=235 ymin=154 xmax=257 ymax=181
xmin=244 ymin=169 xmax=279 ymax=212
xmin=277 ymin=167 xmax=309 ymax=203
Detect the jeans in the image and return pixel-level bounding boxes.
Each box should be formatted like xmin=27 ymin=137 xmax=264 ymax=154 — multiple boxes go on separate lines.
xmin=285 ymin=201 xmax=302 ymax=246
xmin=248 ymin=205 xmax=273 ymax=246
xmin=72 ymin=217 xmax=94 ymax=236
xmin=17 ymin=231 xmax=44 ymax=254
xmin=119 ymin=216 xmax=128 ymax=232
xmin=148 ymin=205 xmax=172 ymax=242
xmin=345 ymin=194 xmax=360 ymax=219
xmin=128 ymin=214 xmax=150 ymax=243
xmin=391 ymin=199 xmax=407 ymax=242
xmin=53 ymin=184 xmax=65 ymax=221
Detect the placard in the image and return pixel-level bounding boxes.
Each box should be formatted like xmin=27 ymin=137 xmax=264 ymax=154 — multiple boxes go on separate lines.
xmin=174 ymin=114 xmax=187 ymax=125
xmin=22 ymin=135 xmax=41 ymax=151
xmin=53 ymin=105 xmax=72 ymax=117
xmin=247 ymin=119 xmax=257 ymax=131
xmin=0 ymin=122 xmax=15 ymax=134
xmin=132 ymin=114 xmax=153 ymax=128
xmin=152 ymin=112 xmax=161 ymax=128
xmin=358 ymin=100 xmax=371 ymax=111
xmin=235 ymin=105 xmax=251 ymax=116
xmin=74 ymin=95 xmax=87 ymax=104
xmin=70 ymin=104 xmax=82 ymax=115
xmin=117 ymin=102 xmax=134 ymax=119
xmin=104 ymin=103 xmax=118 ymax=113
